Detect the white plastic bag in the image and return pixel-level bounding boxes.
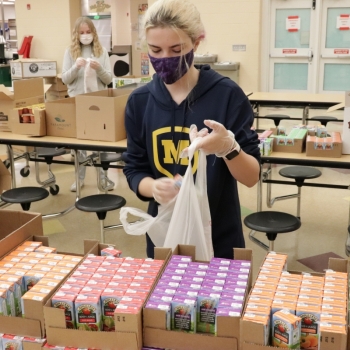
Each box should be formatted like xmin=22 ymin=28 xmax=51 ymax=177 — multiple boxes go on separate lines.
xmin=119 ymin=138 xmax=213 ymax=260
xmin=84 ymin=58 xmax=98 ymax=93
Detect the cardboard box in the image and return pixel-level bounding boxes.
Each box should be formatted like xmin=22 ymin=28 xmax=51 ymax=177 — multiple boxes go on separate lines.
xmin=306 ymin=132 xmax=342 ymax=158
xmin=43 ymin=240 xmax=158 ymax=350
xmin=342 ymin=91 xmax=350 ymax=154
xmin=10 ymin=59 xmax=57 ymax=79
xmin=11 ymin=106 xmax=46 ymax=136
xmin=0 ymin=159 xmax=11 ymax=193
xmin=241 ymin=257 xmax=348 ymax=350
xmin=112 ymin=75 xmax=152 ymax=88
xmin=0 ymin=78 xmax=45 ymax=132
xmin=45 ymin=90 xmax=69 ymax=101
xmin=76 ymin=88 xmax=132 ymax=142
xmin=143 ymin=245 xmax=253 ymax=350
xmin=44 ymin=76 xmax=67 ymax=92
xmin=272 ymin=128 xmax=307 ymax=153
xmin=45 ymin=97 xmax=76 ymax=138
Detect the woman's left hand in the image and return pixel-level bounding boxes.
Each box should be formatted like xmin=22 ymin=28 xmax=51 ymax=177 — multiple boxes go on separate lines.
xmin=89 ymin=60 xmax=101 ymax=70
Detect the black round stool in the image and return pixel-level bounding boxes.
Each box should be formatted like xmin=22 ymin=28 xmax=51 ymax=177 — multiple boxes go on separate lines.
xmin=1 ymin=187 xmax=49 ymax=211
xmin=310 ymin=116 xmax=338 ymax=127
xmin=35 ymin=147 xmax=66 ymax=195
xmin=278 ymin=166 xmax=322 ymax=219
xmin=75 ymin=194 xmax=126 ymax=243
xmin=244 ymin=211 xmax=301 ymax=251
xmin=265 ymin=114 xmax=291 ymax=127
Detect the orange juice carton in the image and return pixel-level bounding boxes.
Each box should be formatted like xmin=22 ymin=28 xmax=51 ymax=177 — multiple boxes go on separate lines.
xmin=52 ymin=291 xmax=77 ymax=329
xmin=22 ymin=270 xmax=46 ymax=292
xmin=271 ymin=299 xmax=296 ymax=316
xmin=319 ymin=322 xmax=347 ymax=334
xmin=249 ymin=288 xmax=275 ymax=300
xmin=20 ymin=241 xmax=43 ymax=249
xmin=296 ymin=303 xmax=321 ymax=349
xmin=196 ymin=289 xmax=221 ymax=334
xmin=259 ymin=268 xmax=282 ymax=278
xmin=41 ymin=259 xmax=60 ymax=267
xmin=32 ymin=264 xmax=52 ymax=273
xmin=57 ymin=261 xmax=77 ymax=269
xmin=280 ymin=271 xmax=303 ymax=280
xmin=321 ymin=303 xmax=347 ymax=316
xmin=266 ymin=252 xmax=288 ymax=263
xmin=171 ymin=295 xmax=197 ymax=333
xmin=21 ymin=292 xmax=46 ymax=317
xmin=100 ymin=288 xmax=125 ymax=331
xmin=100 ymin=246 xmax=122 ymax=257
xmin=7 ymin=268 xmax=26 ymax=278
xmin=20 ymin=257 xmax=41 ymax=265
xmin=15 ymin=262 xmax=34 ymax=271
xmin=279 ymin=277 xmax=302 ymax=288
xmin=320 ymin=312 xmax=346 ymax=325
xmin=45 ymin=253 xmax=64 ymax=261
xmin=242 ymin=313 xmax=270 ymax=345
xmin=35 ymin=246 xmax=57 ymax=254
xmin=322 ymin=289 xmax=347 ymax=300
xmin=322 ymin=297 xmax=346 ymax=308
xmin=253 ymin=281 xmax=277 ymax=292
xmin=58 ymin=284 xmax=82 ymax=295
xmin=51 ymin=266 xmax=72 ymax=276
xmin=297 ymin=294 xmax=322 ymax=306
xmin=0 ymin=274 xmax=23 ymax=300
xmin=298 ymin=287 xmax=322 ymax=298
xmin=8 ymin=251 xmax=28 ymax=258
xmin=324 ymin=269 xmax=347 ymax=280
xmin=26 ymin=252 xmax=47 ymax=259
xmin=261 ymin=262 xmax=284 ymax=272
xmin=302 ymin=274 xmax=324 ymax=284
xmin=276 ymin=284 xmax=300 ymax=295
xmin=145 ymin=300 xmax=171 ymax=330
xmin=3 ymin=256 xmax=22 ymax=264
xmin=300 ymin=280 xmax=323 ymax=290
xmin=35 ymin=278 xmax=60 ymax=289
xmin=256 ymin=274 xmax=279 ymax=285
xmin=245 ymin=302 xmax=270 ymax=315
xmin=323 ymin=281 xmax=347 ymax=292
xmin=271 ymin=309 xmax=301 ymax=348
xmin=62 ymin=255 xmax=83 ymax=263
xmin=248 ymin=296 xmax=273 ymax=307
xmin=0 ymin=288 xmax=14 ymax=316
xmin=2 ymin=334 xmax=24 ymax=350
xmin=0 ymin=267 xmax=8 ymax=275
xmin=274 ymin=293 xmax=298 ymax=303
xmin=75 ymin=294 xmax=102 ymax=331
xmin=16 ymin=245 xmax=36 ymax=253
xmin=44 ymin=272 xmax=67 ymax=281
xmin=0 ymin=280 xmax=20 ymax=316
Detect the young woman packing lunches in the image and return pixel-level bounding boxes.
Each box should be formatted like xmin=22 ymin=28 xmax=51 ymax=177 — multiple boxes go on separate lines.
xmin=123 ymin=0 xmax=261 ymax=259
xmin=62 ymin=16 xmax=114 ymax=192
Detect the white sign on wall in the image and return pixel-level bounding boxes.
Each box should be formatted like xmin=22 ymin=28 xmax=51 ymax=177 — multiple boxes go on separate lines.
xmin=337 ymin=14 xmax=350 ymax=30
xmin=286 ymin=16 xmax=300 ymax=32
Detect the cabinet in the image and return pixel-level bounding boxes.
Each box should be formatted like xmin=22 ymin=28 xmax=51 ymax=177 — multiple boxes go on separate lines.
xmin=7 ymin=19 xmax=17 ymax=49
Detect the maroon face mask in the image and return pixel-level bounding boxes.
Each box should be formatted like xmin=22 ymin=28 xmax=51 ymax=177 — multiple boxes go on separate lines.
xmin=149 ymin=49 xmax=194 ymax=84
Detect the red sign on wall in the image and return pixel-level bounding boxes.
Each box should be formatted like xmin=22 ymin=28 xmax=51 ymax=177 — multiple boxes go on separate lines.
xmin=334 ymin=49 xmax=349 ymax=54
xmin=283 ymin=49 xmax=297 ymax=54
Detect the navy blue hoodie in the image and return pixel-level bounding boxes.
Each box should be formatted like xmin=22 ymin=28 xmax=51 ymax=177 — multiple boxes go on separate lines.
xmin=123 ymin=65 xmax=260 ymax=258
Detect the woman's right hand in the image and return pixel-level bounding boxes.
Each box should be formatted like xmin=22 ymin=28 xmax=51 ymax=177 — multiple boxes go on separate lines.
xmin=76 ymin=57 xmax=86 ymax=69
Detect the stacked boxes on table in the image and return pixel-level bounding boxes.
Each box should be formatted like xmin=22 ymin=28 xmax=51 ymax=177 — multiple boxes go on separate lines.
xmin=45 ymin=76 xmax=69 ymax=101
xmin=272 ymin=128 xmax=308 ymax=153
xmin=241 ymin=251 xmax=348 ymax=350
xmin=306 ymin=132 xmax=342 ymax=158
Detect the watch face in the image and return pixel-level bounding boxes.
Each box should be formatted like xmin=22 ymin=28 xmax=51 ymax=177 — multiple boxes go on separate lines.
xmin=225 ymin=149 xmax=239 ymax=160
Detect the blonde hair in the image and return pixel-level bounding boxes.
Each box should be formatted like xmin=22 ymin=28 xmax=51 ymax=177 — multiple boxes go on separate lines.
xmin=70 ymin=17 xmax=104 ymax=60
xmin=143 ymin=0 xmax=205 ymax=44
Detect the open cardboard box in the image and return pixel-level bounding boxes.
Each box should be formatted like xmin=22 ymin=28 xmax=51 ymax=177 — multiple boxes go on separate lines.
xmin=0 ymin=235 xmax=102 ymax=339
xmin=43 ymin=242 xmax=171 ymax=350
xmin=45 ymin=97 xmax=76 ymax=138
xmin=10 ymin=107 xmax=46 ymax=136
xmin=306 ymin=131 xmax=342 ymax=158
xmin=143 ymin=245 xmax=253 ymax=350
xmin=271 ymin=128 xmax=307 ymax=153
xmin=75 ymin=88 xmax=133 ymax=142
xmin=0 ymin=78 xmax=45 ymax=132
xmin=241 ymin=256 xmax=348 ymax=350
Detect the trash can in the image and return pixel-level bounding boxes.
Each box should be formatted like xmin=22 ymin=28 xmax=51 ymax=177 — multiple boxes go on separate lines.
xmin=212 ymin=62 xmax=240 ymax=84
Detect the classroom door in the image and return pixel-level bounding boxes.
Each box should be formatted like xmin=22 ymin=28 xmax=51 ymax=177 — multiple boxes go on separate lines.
xmin=268 ymin=0 xmax=350 ymax=93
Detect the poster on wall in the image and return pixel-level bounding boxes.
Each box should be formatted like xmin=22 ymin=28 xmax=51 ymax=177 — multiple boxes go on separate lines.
xmin=337 ymin=14 xmax=350 ymax=30
xmin=138 ymin=4 xmax=148 ymax=39
xmin=141 ymin=52 xmax=149 ymax=76
xmin=286 ymin=16 xmax=300 ymax=32
xmin=89 ymin=0 xmax=111 ymax=14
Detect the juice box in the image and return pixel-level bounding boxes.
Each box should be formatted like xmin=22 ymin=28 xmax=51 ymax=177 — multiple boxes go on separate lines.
xmin=276 ymin=284 xmax=300 ymax=295
xmin=196 ymin=290 xmax=221 ymax=334
xmin=35 ymin=246 xmax=57 ymax=254
xmin=115 ymin=304 xmax=140 ymax=314
xmin=149 ymin=293 xmax=173 ymax=303
xmin=52 ymin=292 xmax=77 ymax=329
xmin=170 ymin=255 xmax=192 ymax=263
xmin=129 ymin=281 xmax=153 ymax=291
xmin=75 ymin=294 xmax=102 ymax=331
xmin=20 ymin=241 xmax=43 ymax=248
xmin=26 ymin=252 xmax=47 ymax=259
xmin=324 ymin=269 xmax=347 ymax=280
xmin=120 ymin=296 xmax=145 ymax=307
xmin=159 ymin=273 xmax=183 ymax=282
xmin=271 ymin=309 xmax=301 ymax=348
xmin=180 ymin=280 xmax=202 ymax=290
xmin=0 ymin=288 xmax=13 ymax=316
xmin=21 ymin=292 xmax=45 ymax=317
xmin=32 ymin=264 xmax=52 ymax=273
xmin=101 ymin=288 xmax=125 ymax=331
xmin=58 ymin=284 xmax=82 ymax=294
xmin=188 ymin=262 xmax=209 ymax=270
xmin=156 ymin=279 xmax=180 ymax=289
xmin=322 ymin=289 xmax=347 ymax=300
xmin=202 ymin=276 xmax=225 ymax=285
xmin=254 ymin=281 xmax=277 ymax=292
xmin=297 ymin=294 xmax=322 ymax=306
xmin=176 ymin=287 xmax=199 ymax=298
xmin=171 ymin=295 xmax=197 ymax=333
xmin=319 ymin=322 xmax=346 ymax=334
xmin=2 ymin=334 xmax=24 ymax=350
xmin=100 ymin=246 xmax=122 ymax=257
xmin=45 ymin=253 xmax=64 ymax=261
xmin=185 ymin=268 xmax=207 ymax=277
xmin=0 ymin=281 xmax=19 ymax=316
xmin=296 ymin=303 xmax=321 ymax=350
xmin=145 ymin=301 xmax=171 ymax=330
xmin=271 ymin=299 xmax=296 ymax=316
xmin=321 ymin=303 xmax=347 ymax=316
xmin=250 ymin=288 xmax=274 ymax=300
xmin=320 ymin=313 xmax=346 ymax=325
xmin=0 ymin=275 xmax=23 ymax=311
xmin=22 ymin=271 xmax=46 ymax=292
xmin=205 ymin=269 xmax=228 ymax=278
xmin=166 ymin=262 xmax=189 ymax=270
xmin=242 ymin=313 xmax=270 ymax=345
xmin=245 ymin=302 xmax=270 ymax=315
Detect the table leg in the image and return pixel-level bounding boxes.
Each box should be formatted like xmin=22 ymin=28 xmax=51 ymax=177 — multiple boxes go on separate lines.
xmin=6 ymin=145 xmax=16 ymax=188
xmin=302 ymin=106 xmax=309 ymax=124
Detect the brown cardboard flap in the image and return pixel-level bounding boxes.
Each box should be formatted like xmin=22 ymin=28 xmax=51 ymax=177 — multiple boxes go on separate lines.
xmin=241 ymin=343 xmax=275 ymax=350
xmin=13 ymin=78 xmax=44 ymax=100
xmin=83 ymin=239 xmax=101 ymax=254
xmin=46 ymin=326 xmax=139 ymax=350
xmin=328 ymin=257 xmax=348 ymax=273
xmin=143 ymin=327 xmax=238 ymax=350
xmin=217 ymin=315 xmax=240 ymax=338
xmin=43 ymin=303 xmax=67 ymax=328
xmin=23 ymin=343 xmax=43 ymax=350
xmin=143 ymin=307 xmax=167 ymax=329
xmin=0 ymin=315 xmax=42 ymax=338
xmin=154 ymin=247 xmax=172 ymax=261
xmin=0 ymin=85 xmax=14 ymax=99
xmin=321 ymin=330 xmax=347 ymax=350
xmin=241 ymin=319 xmax=267 ymax=346
xmin=234 ymin=248 xmax=253 ymax=261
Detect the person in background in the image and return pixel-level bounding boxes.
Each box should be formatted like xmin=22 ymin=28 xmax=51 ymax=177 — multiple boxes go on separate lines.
xmin=62 ymin=16 xmax=114 ymax=192
xmin=123 ymin=0 xmax=261 ymax=259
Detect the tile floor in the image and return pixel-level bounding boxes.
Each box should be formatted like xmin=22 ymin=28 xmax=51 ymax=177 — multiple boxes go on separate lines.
xmin=0 ymin=107 xmax=348 ymax=281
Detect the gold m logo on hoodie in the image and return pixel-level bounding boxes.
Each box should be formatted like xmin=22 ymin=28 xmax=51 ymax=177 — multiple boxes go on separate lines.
xmin=153 ymin=126 xmax=199 ymax=178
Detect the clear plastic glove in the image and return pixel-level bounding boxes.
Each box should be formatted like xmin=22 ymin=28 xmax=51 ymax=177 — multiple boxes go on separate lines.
xmin=152 ymin=176 xmax=182 ymax=205
xmin=189 ymin=120 xmax=236 ymax=157
xmin=89 ymin=59 xmax=101 ymax=71
xmin=76 ymin=57 xmax=86 ymax=69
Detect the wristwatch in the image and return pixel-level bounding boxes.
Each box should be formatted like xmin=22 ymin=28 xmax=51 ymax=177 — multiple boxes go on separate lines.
xmin=224 ymin=143 xmax=241 ymax=160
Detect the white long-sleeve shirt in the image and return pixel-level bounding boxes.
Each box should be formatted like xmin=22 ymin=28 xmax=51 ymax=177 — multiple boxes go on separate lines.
xmin=61 ymin=45 xmax=113 ymax=97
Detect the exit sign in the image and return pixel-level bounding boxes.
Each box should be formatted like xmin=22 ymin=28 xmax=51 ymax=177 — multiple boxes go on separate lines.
xmin=232 ymin=45 xmax=246 ymax=51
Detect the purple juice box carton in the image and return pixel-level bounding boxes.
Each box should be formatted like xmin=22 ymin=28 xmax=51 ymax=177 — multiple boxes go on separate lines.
xmin=181 ymin=275 xmax=205 ymax=284
xmin=166 ymin=262 xmax=189 ymax=270
xmin=220 ymin=290 xmax=245 ymax=302
xmin=188 ymin=262 xmax=209 ymax=270
xmin=225 ymin=277 xmax=248 ymax=288
xmin=185 ymin=268 xmax=207 ymax=277
xmin=230 ymin=259 xmax=251 ymax=268
xmin=196 ymin=289 xmax=221 ymax=334
xmin=149 ymin=292 xmax=173 ymax=303
xmin=205 ymin=268 xmax=229 ymax=279
xmin=178 ymin=280 xmax=202 ymax=290
xmin=218 ymin=298 xmax=244 ymax=311
xmin=164 ymin=267 xmax=187 ymax=276
xmin=222 ymin=284 xmax=247 ymax=295
xmin=160 ymin=273 xmax=183 ymax=282
xmin=145 ymin=300 xmax=171 ymax=330
xmin=156 ymin=279 xmax=181 ymax=289
xmin=203 ymin=276 xmax=226 ymax=286
xmin=171 ymin=295 xmax=197 ymax=333
xmin=153 ymin=286 xmax=177 ymax=296
xmin=175 ymin=287 xmax=199 ymax=298
xmin=216 ymin=308 xmax=242 ymax=317
xmin=170 ymin=255 xmax=192 ymax=263
xmin=201 ymin=282 xmax=224 ymax=293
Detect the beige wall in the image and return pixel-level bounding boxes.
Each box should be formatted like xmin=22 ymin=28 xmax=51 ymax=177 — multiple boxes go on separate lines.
xmin=111 ymin=0 xmax=131 ymax=46
xmin=15 ymin=0 xmax=81 ymax=73
xmin=133 ymin=0 xmax=261 ymax=91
